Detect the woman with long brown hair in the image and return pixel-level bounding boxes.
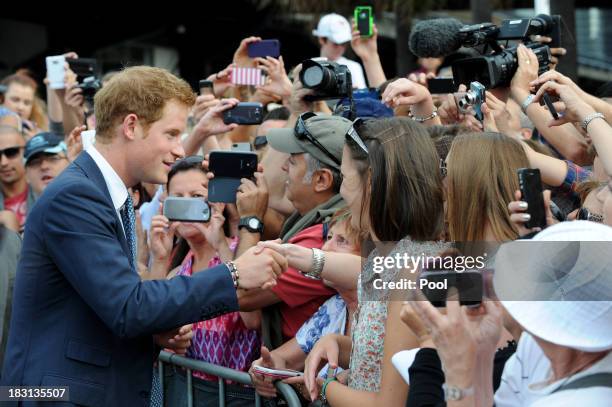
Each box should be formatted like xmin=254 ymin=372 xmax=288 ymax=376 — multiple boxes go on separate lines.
xmin=445 ymin=132 xmax=530 ymax=242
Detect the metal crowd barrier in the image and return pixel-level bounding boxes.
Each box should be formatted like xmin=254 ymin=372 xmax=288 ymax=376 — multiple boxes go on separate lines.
xmin=158 ymin=351 xmax=302 ymax=407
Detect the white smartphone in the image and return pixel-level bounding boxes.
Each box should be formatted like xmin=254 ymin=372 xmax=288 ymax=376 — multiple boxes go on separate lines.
xmin=163 ymin=197 xmax=211 ymax=223
xmin=251 ymin=365 xmax=303 ymax=379
xmin=46 ymin=55 xmax=66 ymax=89
xmin=81 ymin=130 xmax=96 ymax=151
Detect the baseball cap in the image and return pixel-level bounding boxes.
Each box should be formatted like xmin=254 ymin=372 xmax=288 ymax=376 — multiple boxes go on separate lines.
xmin=266 ymin=114 xmax=352 ymax=170
xmin=312 ymin=13 xmax=352 ymax=45
xmin=24 ymin=132 xmax=67 ymax=165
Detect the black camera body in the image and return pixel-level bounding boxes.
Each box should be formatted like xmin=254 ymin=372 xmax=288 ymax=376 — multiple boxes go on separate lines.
xmin=299 ymin=59 xmax=353 ymax=101
xmin=77 ymin=76 xmax=102 ymax=103
xmin=451 ymin=14 xmax=560 ymax=89
xmin=452 ymin=42 xmax=551 ymax=88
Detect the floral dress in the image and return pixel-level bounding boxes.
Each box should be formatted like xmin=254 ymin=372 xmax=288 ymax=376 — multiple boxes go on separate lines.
xmin=347 ymin=238 xmax=449 ymax=391
xmin=176 ymin=238 xmax=261 ymax=383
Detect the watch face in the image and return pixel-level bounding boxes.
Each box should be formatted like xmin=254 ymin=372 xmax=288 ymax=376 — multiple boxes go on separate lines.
xmin=248 ymin=218 xmax=260 ymax=229
xmin=447 ymin=387 xmax=461 ymax=401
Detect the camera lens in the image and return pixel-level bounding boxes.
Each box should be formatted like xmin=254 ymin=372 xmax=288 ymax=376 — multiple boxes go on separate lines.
xmin=302 ymin=65 xmax=324 ymax=88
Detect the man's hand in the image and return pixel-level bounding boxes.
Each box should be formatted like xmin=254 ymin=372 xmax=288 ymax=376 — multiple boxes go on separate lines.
xmin=154 ymin=324 xmax=194 ymax=355
xmin=233 ymin=245 xmax=287 ymax=290
xmin=192 ymin=98 xmax=239 ymax=139
xmin=236 ymin=171 xmax=269 ymax=219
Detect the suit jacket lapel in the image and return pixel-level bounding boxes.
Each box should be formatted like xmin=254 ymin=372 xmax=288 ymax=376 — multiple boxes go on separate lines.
xmin=73 ymin=152 xmax=133 ymax=265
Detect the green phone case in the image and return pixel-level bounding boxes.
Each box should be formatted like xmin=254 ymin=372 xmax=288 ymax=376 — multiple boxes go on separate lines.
xmin=354 ymin=6 xmax=373 ymax=37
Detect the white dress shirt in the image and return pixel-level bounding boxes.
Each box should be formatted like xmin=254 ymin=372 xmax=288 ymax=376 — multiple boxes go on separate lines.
xmin=86 ymin=145 xmax=129 ymax=235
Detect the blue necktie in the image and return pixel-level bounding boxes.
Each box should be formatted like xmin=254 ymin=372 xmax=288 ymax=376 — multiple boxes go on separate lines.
xmin=120 ymin=194 xmax=137 ymax=269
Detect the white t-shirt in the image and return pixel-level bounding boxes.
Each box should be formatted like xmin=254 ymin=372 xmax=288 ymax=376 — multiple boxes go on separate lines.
xmin=494 ymin=332 xmax=550 ymax=407
xmin=335 ymin=56 xmax=367 ymax=89
xmin=528 ymin=350 xmax=612 ymax=406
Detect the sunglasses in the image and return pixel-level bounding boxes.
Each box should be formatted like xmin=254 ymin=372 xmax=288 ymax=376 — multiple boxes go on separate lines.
xmin=253 ymin=135 xmax=268 ymax=150
xmin=170 ymin=155 xmax=204 ymax=170
xmin=0 ymin=146 xmax=23 ymax=159
xmin=345 ymin=118 xmax=369 ymax=155
xmin=295 ymin=112 xmax=341 ymax=167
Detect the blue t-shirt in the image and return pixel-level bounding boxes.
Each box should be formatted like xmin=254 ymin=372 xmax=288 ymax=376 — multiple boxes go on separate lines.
xmin=295 ymin=294 xmax=347 ymax=378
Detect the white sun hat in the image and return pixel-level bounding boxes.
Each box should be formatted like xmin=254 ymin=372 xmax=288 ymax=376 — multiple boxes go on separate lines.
xmin=312 ymin=13 xmax=352 ymax=45
xmin=493 ymin=221 xmax=612 ymax=352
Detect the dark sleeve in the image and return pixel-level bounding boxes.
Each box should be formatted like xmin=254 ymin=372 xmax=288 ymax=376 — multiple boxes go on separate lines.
xmin=406 ymin=348 xmax=446 ymax=407
xmin=493 ymin=341 xmax=517 ymax=391
xmin=43 ymin=180 xmax=239 ymax=339
xmin=49 ymin=120 xmax=65 ymax=137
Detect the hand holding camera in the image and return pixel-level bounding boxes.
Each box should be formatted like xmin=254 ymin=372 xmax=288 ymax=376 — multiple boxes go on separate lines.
xmin=193 ymin=98 xmax=240 ymax=139
xmin=150 ymin=210 xmax=179 ymax=262
xmin=288 ymin=64 xmax=316 ymax=115
xmin=533 ymin=81 xmax=595 ymax=127
xmin=233 ymin=36 xmax=262 ymax=68
xmin=508 ymin=187 xmax=556 ymax=236
xmin=193 ymin=94 xmax=220 ymax=123
xmin=510 ymin=44 xmax=540 ymax=101
xmin=254 ymin=56 xmax=292 ymax=99
xmin=350 ymin=21 xmax=379 ymax=61
xmin=236 ymin=171 xmax=269 ymax=220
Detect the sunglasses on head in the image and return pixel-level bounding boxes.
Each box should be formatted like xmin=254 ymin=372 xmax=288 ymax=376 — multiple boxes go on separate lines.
xmin=345 ymin=118 xmax=369 ymax=155
xmin=0 ymin=146 xmax=23 ymax=159
xmin=295 ymin=112 xmax=341 ymax=167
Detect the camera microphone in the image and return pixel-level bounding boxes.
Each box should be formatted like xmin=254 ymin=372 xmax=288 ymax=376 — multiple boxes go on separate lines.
xmin=408 ymin=18 xmax=465 ymax=58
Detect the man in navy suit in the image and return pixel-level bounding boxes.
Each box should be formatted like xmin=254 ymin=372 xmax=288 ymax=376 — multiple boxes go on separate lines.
xmin=1 ymin=66 xmax=287 ymax=406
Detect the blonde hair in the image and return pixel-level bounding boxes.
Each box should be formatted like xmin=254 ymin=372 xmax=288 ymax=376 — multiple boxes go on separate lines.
xmin=94 ymin=66 xmax=195 ymax=142
xmin=446 ymin=132 xmax=529 ymax=242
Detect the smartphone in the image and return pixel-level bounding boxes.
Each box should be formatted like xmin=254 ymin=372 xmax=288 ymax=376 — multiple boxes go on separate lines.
xmin=163 ymin=197 xmax=211 ymax=222
xmin=541 ymin=93 xmax=559 ymax=120
xmin=427 ymin=78 xmax=456 ymax=94
xmin=549 ymin=15 xmax=562 ymax=48
xmin=208 ymin=151 xmax=258 ymax=203
xmin=419 ymin=270 xmax=483 ymax=308
xmin=223 ymin=102 xmax=264 ymax=125
xmin=199 ymin=79 xmax=214 ymax=95
xmin=46 ymin=55 xmax=66 ymax=90
xmin=517 ymin=168 xmax=546 ymax=229
xmin=354 ymin=6 xmax=373 ymax=37
xmin=252 ymin=365 xmax=303 ymax=379
xmin=231 ymin=67 xmax=266 ymax=86
xmin=232 ymin=142 xmax=252 ymax=152
xmin=247 ymin=39 xmax=281 ymax=58
xmin=66 ymin=58 xmax=97 ymax=79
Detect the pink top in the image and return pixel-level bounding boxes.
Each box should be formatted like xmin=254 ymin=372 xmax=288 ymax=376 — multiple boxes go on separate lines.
xmin=176 ymin=238 xmax=260 ymax=382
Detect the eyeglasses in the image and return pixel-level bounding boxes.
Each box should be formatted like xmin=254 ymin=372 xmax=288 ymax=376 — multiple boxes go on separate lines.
xmin=26 ymin=154 xmax=67 ymax=169
xmin=345 ymin=118 xmax=369 ymax=155
xmin=295 ymin=112 xmax=341 ymax=167
xmin=0 ymin=146 xmax=23 ymax=159
xmin=577 ymin=207 xmax=603 ymax=223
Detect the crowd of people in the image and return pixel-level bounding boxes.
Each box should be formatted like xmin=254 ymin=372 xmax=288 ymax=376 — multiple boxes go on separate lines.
xmin=1 ymin=10 xmax=611 ymax=407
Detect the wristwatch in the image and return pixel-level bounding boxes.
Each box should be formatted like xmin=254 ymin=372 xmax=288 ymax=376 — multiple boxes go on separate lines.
xmin=442 ymin=383 xmax=474 ymax=401
xmin=238 ymin=216 xmax=264 ymax=234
